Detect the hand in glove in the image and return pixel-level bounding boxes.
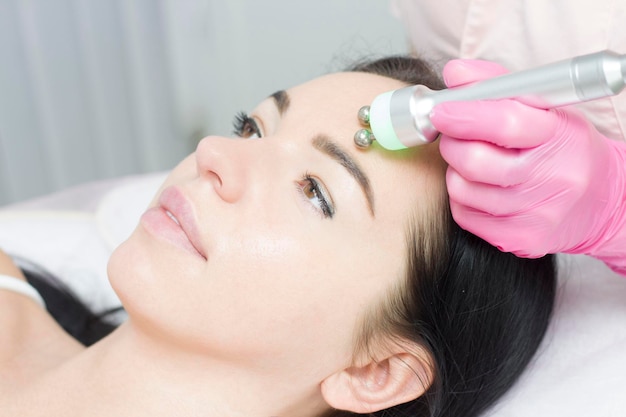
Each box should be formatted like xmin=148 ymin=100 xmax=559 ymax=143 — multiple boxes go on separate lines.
xmin=432 ymin=59 xmax=626 ymax=274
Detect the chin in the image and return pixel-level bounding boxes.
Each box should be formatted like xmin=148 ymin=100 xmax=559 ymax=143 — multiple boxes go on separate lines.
xmin=108 ymin=238 xmax=142 ymax=305
xmin=106 ymin=236 xmax=168 ymax=339
xmin=107 ymin=229 xmax=164 ymax=307
xmin=106 ymin=228 xmax=205 ymax=331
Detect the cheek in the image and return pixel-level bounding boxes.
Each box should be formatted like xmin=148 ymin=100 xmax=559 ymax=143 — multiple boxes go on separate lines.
xmin=203 ymin=227 xmax=375 ymax=321
xmin=207 ymin=222 xmax=402 ymax=328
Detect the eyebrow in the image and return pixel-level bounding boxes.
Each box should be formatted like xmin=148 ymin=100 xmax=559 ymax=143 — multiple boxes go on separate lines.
xmin=270 ymin=90 xmax=290 ymax=115
xmin=312 ymin=134 xmax=375 ymax=217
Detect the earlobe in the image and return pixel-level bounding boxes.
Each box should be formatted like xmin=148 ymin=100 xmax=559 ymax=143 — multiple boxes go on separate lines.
xmin=321 ymin=348 xmax=434 ymax=414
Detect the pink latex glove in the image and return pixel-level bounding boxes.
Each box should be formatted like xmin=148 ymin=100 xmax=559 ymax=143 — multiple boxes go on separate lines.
xmin=431 ymin=59 xmax=626 ymax=275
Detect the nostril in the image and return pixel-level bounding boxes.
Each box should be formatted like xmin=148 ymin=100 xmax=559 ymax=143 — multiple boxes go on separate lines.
xmin=208 ymin=170 xmax=223 ymax=189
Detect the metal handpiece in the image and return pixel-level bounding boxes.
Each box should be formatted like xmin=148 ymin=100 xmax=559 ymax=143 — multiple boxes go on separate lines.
xmin=358 ymin=50 xmax=626 ymax=150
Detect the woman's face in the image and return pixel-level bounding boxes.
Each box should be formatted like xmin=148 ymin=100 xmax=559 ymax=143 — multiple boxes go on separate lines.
xmin=108 ymin=71 xmax=446 ymax=379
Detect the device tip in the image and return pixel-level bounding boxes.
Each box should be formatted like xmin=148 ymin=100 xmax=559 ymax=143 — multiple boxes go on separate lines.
xmin=354 ymin=129 xmax=375 ymax=148
xmin=354 ymin=105 xmax=375 ymax=149
xmin=357 ymin=105 xmax=371 ymax=125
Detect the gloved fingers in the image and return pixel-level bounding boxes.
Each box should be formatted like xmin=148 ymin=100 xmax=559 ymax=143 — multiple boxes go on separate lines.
xmin=449 ymin=200 xmax=548 ymax=258
xmin=431 ymin=99 xmax=559 ymax=149
xmin=440 ymin=136 xmax=529 ymax=186
xmin=442 ymin=59 xmax=510 ymax=87
xmin=446 ymin=167 xmax=538 ymax=215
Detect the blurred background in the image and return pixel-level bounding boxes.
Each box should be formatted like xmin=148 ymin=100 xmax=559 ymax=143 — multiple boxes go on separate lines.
xmin=0 ymin=0 xmax=408 ymax=205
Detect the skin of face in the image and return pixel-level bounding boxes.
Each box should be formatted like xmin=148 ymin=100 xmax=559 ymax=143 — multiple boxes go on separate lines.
xmin=107 ymin=71 xmax=446 ymax=392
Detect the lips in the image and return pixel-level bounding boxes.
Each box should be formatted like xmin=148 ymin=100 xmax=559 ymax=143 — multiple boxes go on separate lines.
xmin=141 ymin=186 xmax=207 ymax=260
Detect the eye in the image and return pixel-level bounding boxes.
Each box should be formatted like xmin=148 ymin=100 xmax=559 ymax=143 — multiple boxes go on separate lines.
xmin=297 ymin=174 xmax=335 ymax=219
xmin=232 ymin=111 xmax=262 ymax=139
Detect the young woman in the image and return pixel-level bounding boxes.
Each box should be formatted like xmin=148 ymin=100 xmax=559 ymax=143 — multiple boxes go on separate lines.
xmin=0 ymin=56 xmax=556 ymax=417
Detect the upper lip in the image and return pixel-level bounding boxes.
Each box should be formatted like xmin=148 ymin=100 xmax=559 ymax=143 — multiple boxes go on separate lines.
xmin=158 ymin=186 xmax=207 ymax=260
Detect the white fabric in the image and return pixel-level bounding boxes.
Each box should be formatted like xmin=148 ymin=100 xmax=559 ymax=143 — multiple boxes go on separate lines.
xmin=0 ymin=274 xmax=46 ymax=308
xmin=390 ymin=0 xmax=626 ymax=143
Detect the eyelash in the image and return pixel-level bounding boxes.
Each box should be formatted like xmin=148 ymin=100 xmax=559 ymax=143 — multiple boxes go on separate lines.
xmin=231 ymin=111 xmax=335 ymax=219
xmin=232 ymin=111 xmax=262 ymax=138
xmin=297 ymin=173 xmax=335 ymax=219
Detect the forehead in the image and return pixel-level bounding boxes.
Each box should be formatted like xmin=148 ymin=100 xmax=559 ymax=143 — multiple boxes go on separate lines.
xmin=292 ymin=72 xmax=445 ymax=168
xmin=288 ymin=71 xmax=407 ymax=120
xmin=253 ymin=72 xmax=409 ymax=146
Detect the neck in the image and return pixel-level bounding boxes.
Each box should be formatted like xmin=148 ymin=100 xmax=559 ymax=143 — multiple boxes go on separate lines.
xmin=23 ymin=323 xmax=329 ymax=417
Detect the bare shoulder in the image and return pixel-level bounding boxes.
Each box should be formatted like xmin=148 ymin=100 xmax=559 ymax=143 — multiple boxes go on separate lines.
xmin=0 ymin=249 xmax=26 ymax=281
xmin=0 ymin=251 xmax=83 ymax=389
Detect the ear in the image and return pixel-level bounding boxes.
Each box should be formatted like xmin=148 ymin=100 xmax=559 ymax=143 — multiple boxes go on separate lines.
xmin=320 ymin=345 xmax=434 ymax=414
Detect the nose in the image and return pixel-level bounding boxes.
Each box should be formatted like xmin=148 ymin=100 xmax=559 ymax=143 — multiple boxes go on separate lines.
xmin=195 ymin=136 xmax=247 ymax=203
